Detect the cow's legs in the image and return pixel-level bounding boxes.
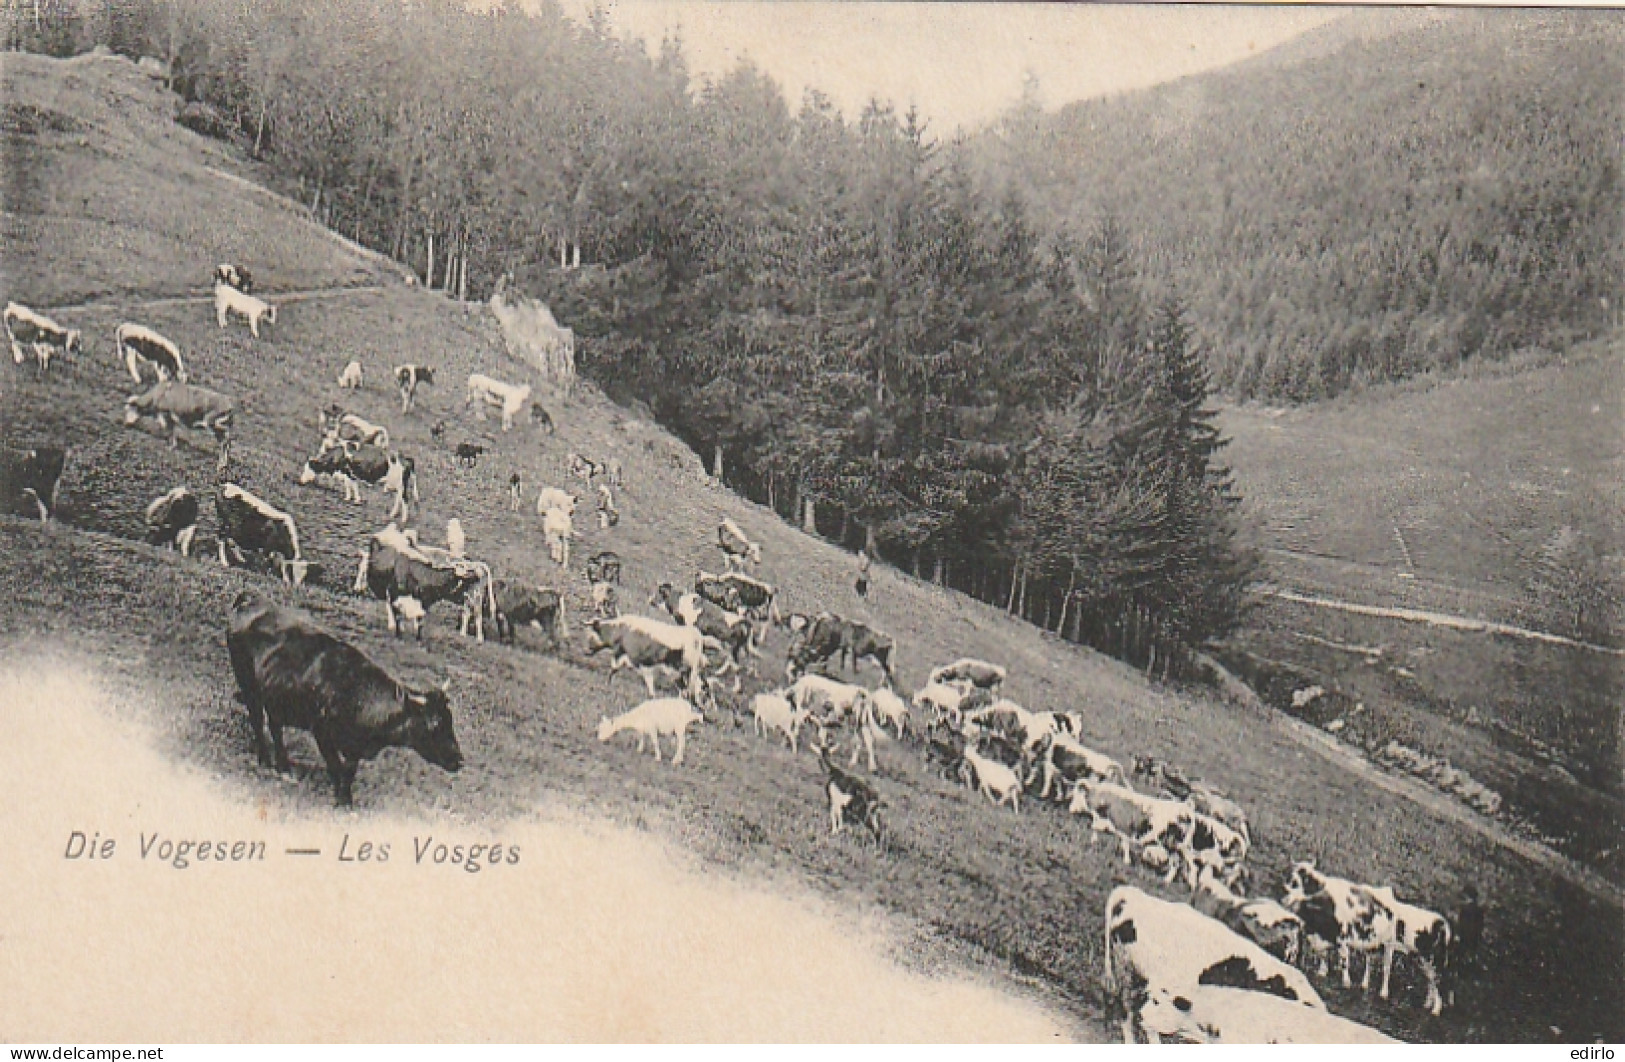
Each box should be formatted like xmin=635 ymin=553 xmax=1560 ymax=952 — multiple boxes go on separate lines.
xmin=246 ymin=696 xmax=270 ymax=768
xmin=672 ymin=729 xmax=687 ymax=766
xmin=650 ymin=732 xmax=662 ymax=762
xmin=1380 ymin=944 xmax=1396 ymax=1000
xmin=1339 ymin=942 xmax=1353 ymax=987
xmin=267 ymin=719 xmax=293 ymax=776
xmin=1421 ymin=960 xmax=1442 ymax=1015
xmin=1360 ymin=946 xmax=1375 ymax=991
xmin=385 ymin=598 xmax=399 ymax=636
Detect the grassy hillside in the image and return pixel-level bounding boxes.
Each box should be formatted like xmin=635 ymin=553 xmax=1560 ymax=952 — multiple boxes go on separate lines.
xmin=2 ymin=51 xmax=1621 ymax=1043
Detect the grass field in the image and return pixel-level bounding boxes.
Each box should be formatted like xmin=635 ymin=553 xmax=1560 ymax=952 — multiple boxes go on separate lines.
xmin=2 ymin=51 xmax=1621 ymax=1043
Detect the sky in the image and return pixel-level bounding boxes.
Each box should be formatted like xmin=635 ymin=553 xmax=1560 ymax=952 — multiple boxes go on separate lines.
xmin=551 ymin=2 xmax=1346 ymax=134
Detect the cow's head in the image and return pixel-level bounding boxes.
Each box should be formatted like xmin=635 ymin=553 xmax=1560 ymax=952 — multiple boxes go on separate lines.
xmin=122 ymin=397 xmax=145 ymax=426
xmin=263 ymin=304 xmax=278 ymax=328
xmin=1283 ymin=861 xmax=1323 ymax=906
xmin=1139 ymin=988 xmax=1211 ymax=1043
xmin=404 ymin=681 xmax=462 ymax=773
xmin=297 ymin=452 xmax=335 ymax=484
xmin=276 ymin=557 xmax=316 ymax=586
xmin=583 ymin=618 xmax=613 ymax=654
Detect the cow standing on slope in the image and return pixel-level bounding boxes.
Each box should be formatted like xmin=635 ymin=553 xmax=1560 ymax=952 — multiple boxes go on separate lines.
xmin=145 ymin=486 xmax=200 ymax=556
xmin=5 ymin=302 xmax=81 ymax=376
xmin=395 ymin=364 xmax=434 ymax=413
xmin=717 ymin=517 xmax=761 ymax=572
xmin=354 ymin=525 xmax=494 ymax=642
xmin=1 ymin=446 xmax=68 ymax=524
xmin=216 ymin=483 xmax=313 ymax=585
xmin=465 ymin=373 xmax=530 ymax=431
xmin=226 ymin=590 xmax=463 ymax=806
xmin=115 ymin=323 xmax=186 ymax=384
xmin=125 ymin=381 xmax=234 ymax=462
xmin=215 ymin=280 xmax=277 ymax=338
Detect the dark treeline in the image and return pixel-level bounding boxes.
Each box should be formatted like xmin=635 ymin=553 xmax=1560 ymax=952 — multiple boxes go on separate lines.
xmin=8 ymin=0 xmax=1259 ymax=675
xmin=973 ymin=9 xmax=1625 ymax=402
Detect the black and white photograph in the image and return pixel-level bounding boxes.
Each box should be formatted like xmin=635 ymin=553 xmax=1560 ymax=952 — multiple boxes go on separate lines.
xmin=1 ymin=0 xmax=1620 ymax=1046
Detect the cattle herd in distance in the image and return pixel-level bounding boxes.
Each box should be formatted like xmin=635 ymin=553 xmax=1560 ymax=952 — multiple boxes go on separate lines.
xmin=3 ymin=263 xmax=1485 ymax=1044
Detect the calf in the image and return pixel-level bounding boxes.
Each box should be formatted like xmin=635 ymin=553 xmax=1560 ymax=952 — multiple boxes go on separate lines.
xmin=124 ymin=381 xmax=234 ymax=454
xmin=717 ymin=516 xmax=761 ymax=571
xmin=114 ymin=322 xmax=186 ymax=384
xmin=653 ymin=583 xmax=755 ymax=679
xmin=216 ymin=483 xmax=311 ymax=585
xmin=567 ymin=451 xmax=603 ymax=483
xmin=1071 ymin=780 xmax=1196 ymax=885
xmin=320 ymin=410 xmax=390 ymax=451
xmin=466 ymin=372 xmax=530 ymax=431
xmin=961 ymin=745 xmax=1021 ymax=811
xmin=1 ymin=446 xmax=67 ymax=523
xmin=814 ymin=736 xmax=883 ymax=848
xmin=597 ymin=697 xmax=702 ymax=766
xmin=750 ymin=690 xmax=809 ymax=753
xmin=912 ymin=681 xmax=972 ymax=727
xmin=337 ymin=360 xmax=364 ymax=389
xmin=214 ymin=280 xmax=277 ymax=338
xmin=535 ymin=486 xmax=577 ymax=516
xmin=5 ymin=302 xmax=81 ymax=374
xmin=454 ymin=442 xmax=485 ymax=467
xmin=394 ymin=364 xmax=434 ymax=413
xmin=226 ymin=590 xmax=462 ymax=806
xmin=542 ymin=505 xmax=573 ymax=567
xmin=1368 ymin=886 xmax=1454 ymax=1016
xmin=868 ymin=687 xmax=909 ymax=741
xmin=1132 ymin=755 xmax=1194 ymax=800
xmin=787 ymin=672 xmax=876 ymax=771
xmin=488 ymin=580 xmax=566 ymax=647
xmin=1103 ymin=885 xmax=1323 ymax=1045
xmin=1036 ymin=731 xmax=1127 ymax=801
xmin=144 ymin=485 xmax=199 ymax=556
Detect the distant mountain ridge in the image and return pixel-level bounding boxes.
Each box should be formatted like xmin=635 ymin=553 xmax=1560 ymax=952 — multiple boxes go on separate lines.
xmin=973 ymin=8 xmax=1624 ymax=401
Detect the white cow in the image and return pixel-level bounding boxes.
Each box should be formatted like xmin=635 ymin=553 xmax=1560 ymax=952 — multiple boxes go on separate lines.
xmin=535 ymin=486 xmax=577 ymax=517
xmin=1138 ymin=985 xmax=1398 ymax=1044
xmin=214 ymin=281 xmax=277 ymax=338
xmin=542 ymin=506 xmax=573 ymax=567
xmin=338 ymin=361 xmax=364 ymax=389
xmin=466 ymin=372 xmax=531 ymax=431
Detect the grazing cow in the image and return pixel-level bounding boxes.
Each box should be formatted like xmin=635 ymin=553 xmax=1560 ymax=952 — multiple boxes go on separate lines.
xmin=1070 ymin=780 xmax=1197 ymax=884
xmin=337 ymin=360 xmax=364 ymax=389
xmin=814 ymin=736 xmax=883 ymax=848
xmin=868 ymin=687 xmax=909 ymax=740
xmin=1 ymin=446 xmax=67 ymax=523
xmin=509 ymin=473 xmax=523 ymax=512
xmin=694 ymin=569 xmax=745 ymax=613
xmin=1138 ymin=985 xmax=1397 ymax=1044
xmin=144 ymin=486 xmax=199 ymax=556
xmin=297 ymin=442 xmax=415 ymax=521
xmin=535 ymin=486 xmax=577 ymax=516
xmin=465 ymin=372 xmax=530 ymax=431
xmin=1186 ymin=812 xmax=1250 ymax=891
xmin=354 ymin=525 xmax=494 ymax=642
xmin=124 ymin=381 xmax=234 ymax=454
xmin=5 ymin=302 xmax=81 ymax=374
xmin=530 ymin=404 xmax=554 ymax=433
xmin=214 ymin=281 xmax=277 ymax=338
xmin=1036 ymin=731 xmax=1128 ymax=801
xmin=114 ymin=322 xmax=186 ymax=384
xmin=1282 ymin=861 xmax=1397 ymax=992
xmin=785 ymin=610 xmax=845 ymax=680
xmin=590 ymin=580 xmax=618 ymax=619
xmin=751 ymin=690 xmax=810 ymax=753
xmin=320 ymin=410 xmax=391 ymax=451
xmin=835 ymin=619 xmax=896 ymax=684
xmin=1367 ymin=886 xmax=1454 ymax=1015
xmin=488 ymin=580 xmax=565 ymax=647
xmin=226 ymin=590 xmax=462 ymax=806
xmin=787 ymin=672 xmax=875 ymax=771
xmin=1189 ymin=784 xmax=1252 ymax=848
xmin=962 ymin=699 xmax=1038 ymax=746
xmin=454 ymin=442 xmax=484 ymax=467
xmin=394 ymin=364 xmax=434 ymax=413
xmin=652 ymin=584 xmax=756 ymax=678
xmin=928 ymin=658 xmax=1007 ymax=692
xmin=961 ymin=745 xmax=1021 ymax=811
xmin=215 ymin=483 xmax=311 ymax=585
xmin=214 ymin=263 xmax=253 ymax=293
xmin=1103 ymin=886 xmax=1323 ymax=1045
xmin=1132 ymin=755 xmax=1194 ymax=800
xmin=542 ymin=505 xmax=573 ymax=567
xmin=598 ymin=697 xmax=703 ymax=766
xmin=585 ymin=551 xmax=622 ymax=586
xmin=697 ymin=570 xmax=778 ymax=629
xmin=717 ymin=517 xmax=761 ymax=571
xmin=1193 ymin=870 xmax=1305 ymax=967
xmin=583 ymin=615 xmax=706 ymax=703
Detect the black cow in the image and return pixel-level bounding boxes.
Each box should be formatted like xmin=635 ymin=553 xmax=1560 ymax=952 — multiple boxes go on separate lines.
xmin=454 ymin=442 xmax=484 ymax=468
xmin=786 ymin=611 xmax=844 ymax=680
xmin=226 ymin=590 xmax=462 ymax=806
xmin=1 ymin=446 xmax=67 ymax=523
xmin=531 ymin=404 xmax=554 ymax=433
xmin=354 ymin=528 xmax=492 ymax=641
xmin=837 ymin=619 xmax=895 ymax=683
xmin=145 ymin=485 xmax=199 ymax=555
xmin=489 ymin=580 xmax=566 ymax=647
xmin=395 ymin=364 xmax=434 ymax=413
xmin=216 ymin=483 xmax=312 ymax=585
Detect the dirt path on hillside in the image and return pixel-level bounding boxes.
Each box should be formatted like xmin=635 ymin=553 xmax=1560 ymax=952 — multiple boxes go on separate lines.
xmin=36 ymin=283 xmax=390 ymax=316
xmin=1262 ymin=586 xmax=1625 ymax=657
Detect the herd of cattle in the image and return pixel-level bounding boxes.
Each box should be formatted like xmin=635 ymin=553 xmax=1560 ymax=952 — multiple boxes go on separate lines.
xmin=3 ymin=266 xmax=1483 ymax=1044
